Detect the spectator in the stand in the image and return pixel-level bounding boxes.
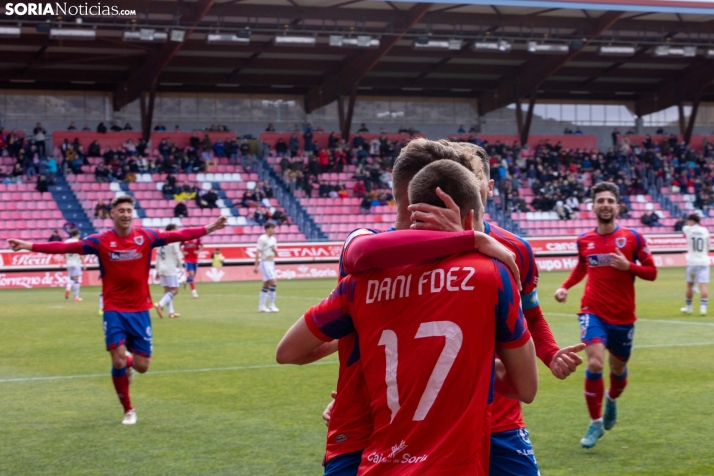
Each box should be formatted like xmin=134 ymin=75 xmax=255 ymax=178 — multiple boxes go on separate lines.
xmin=275 ymin=138 xmax=288 ymax=158
xmin=360 ymin=194 xmax=372 ymax=215
xmin=457 ymin=125 xmax=466 ymax=133
xmin=204 ymin=188 xmax=218 ymax=209
xmin=174 ymin=125 xmax=180 ymax=131
xmin=94 ymin=163 xmax=110 ymax=183
xmin=554 ymin=195 xmax=572 ymax=220
xmin=123 ymin=139 xmax=137 ymax=156
xmin=48 ymin=230 xmax=62 ymax=242
xmin=289 ymin=133 xmax=299 ymax=156
xmin=566 ymin=195 xmax=580 ymax=214
xmin=124 ymin=123 xmax=133 ymax=131
xmin=174 ymin=200 xmax=188 ymax=218
xmin=303 ymin=127 xmax=314 ymax=153
xmin=88 ymin=140 xmax=101 ymax=157
xmin=95 ymin=199 xmax=110 ymax=219
xmin=612 ymin=128 xmax=620 ymax=147
xmin=213 ymin=139 xmax=225 ymax=158
xmin=68 ymin=122 xmax=77 ymax=131
xmin=266 ymin=123 xmax=276 ymax=132
xmin=154 ymin=122 xmax=166 ymax=131
xmin=201 ymin=147 xmax=217 ymax=171
xmin=195 ymin=189 xmax=207 ymax=209
xmin=240 ymin=139 xmax=251 ymax=161
xmin=357 ymin=123 xmax=369 ymax=133
xmin=35 ymin=174 xmax=48 ymax=194
xmin=650 ymin=212 xmax=663 ymax=227
xmin=618 ymin=200 xmax=631 ymax=219
xmin=46 ymin=156 xmax=57 ymax=183
xmin=33 ymin=122 xmax=46 ymax=157
xmin=674 ymin=216 xmax=686 ymax=232
xmin=318 ymin=149 xmax=330 ymax=173
xmin=695 ymin=191 xmax=713 ymax=217
xmin=254 ymin=206 xmax=268 ymax=225
xmin=352 ymin=133 xmax=365 ymax=151
xmin=272 ymin=209 xmax=287 ymax=226
xmin=81 ymin=124 xmax=91 ymax=131
xmin=328 ymin=132 xmax=339 ymax=149
xmin=110 ymin=121 xmax=122 ymax=132
xmin=353 ymin=180 xmax=366 ymax=199
xmin=162 ymin=173 xmax=177 ymax=198
xmin=261 ymin=181 xmax=274 ymax=199
xmin=242 ymin=189 xmax=259 ymax=208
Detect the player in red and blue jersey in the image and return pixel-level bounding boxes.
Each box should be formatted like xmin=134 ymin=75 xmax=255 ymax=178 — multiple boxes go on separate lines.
xmin=8 ymin=195 xmax=226 ymax=425
xmin=324 ymin=140 xmax=584 ymax=476
xmin=555 ymin=181 xmax=657 ymax=448
xmin=181 ymin=237 xmax=203 ymax=298
xmin=278 ymin=159 xmax=538 ymax=475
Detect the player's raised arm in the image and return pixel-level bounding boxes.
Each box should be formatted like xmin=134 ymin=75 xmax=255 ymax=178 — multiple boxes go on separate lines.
xmin=162 ymin=216 xmax=227 ymax=245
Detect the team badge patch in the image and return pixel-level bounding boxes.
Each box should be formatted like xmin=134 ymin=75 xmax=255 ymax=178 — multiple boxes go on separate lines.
xmin=517 ymin=428 xmax=532 ymax=446
xmin=134 ymin=235 xmax=144 ymax=246
xmin=616 ymin=237 xmax=627 ymax=248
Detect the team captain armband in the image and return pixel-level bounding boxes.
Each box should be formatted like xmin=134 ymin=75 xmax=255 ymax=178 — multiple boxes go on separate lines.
xmin=522 ymin=289 xmax=540 ymax=310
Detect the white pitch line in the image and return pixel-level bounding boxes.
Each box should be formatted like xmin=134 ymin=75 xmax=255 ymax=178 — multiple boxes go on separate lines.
xmin=545 ymin=312 xmax=714 ymax=327
xmin=0 ymin=360 xmax=338 ymax=384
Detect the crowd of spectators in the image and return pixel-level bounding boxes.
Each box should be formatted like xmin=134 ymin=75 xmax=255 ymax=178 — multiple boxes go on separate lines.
xmin=0 ymin=125 xmax=58 ymax=192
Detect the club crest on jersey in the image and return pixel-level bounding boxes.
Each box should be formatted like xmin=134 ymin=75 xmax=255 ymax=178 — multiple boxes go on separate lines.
xmin=517 ymin=428 xmax=532 ymax=446
xmin=134 ymin=235 xmax=144 ymax=246
xmin=616 ymin=237 xmax=627 ymax=248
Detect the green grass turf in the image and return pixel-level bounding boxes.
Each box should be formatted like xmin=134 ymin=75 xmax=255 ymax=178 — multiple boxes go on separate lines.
xmin=1 ymin=267 xmax=713 ymax=475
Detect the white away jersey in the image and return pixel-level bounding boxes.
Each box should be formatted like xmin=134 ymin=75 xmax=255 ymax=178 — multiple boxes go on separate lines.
xmin=683 ymin=224 xmax=711 ymax=267
xmin=156 ymin=242 xmax=183 ymax=276
xmin=256 ymin=234 xmax=277 ymax=261
xmin=64 ymin=238 xmax=82 ymax=268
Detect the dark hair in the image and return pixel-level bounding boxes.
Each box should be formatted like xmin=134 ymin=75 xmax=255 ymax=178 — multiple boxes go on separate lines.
xmin=408 ymin=160 xmax=482 ymax=220
xmin=166 ymin=224 xmax=177 ymax=231
xmin=687 ymin=213 xmax=701 ymax=224
xmin=438 ymin=140 xmax=490 ymax=180
xmin=70 ymin=229 xmax=80 ymax=237
xmin=392 ymin=139 xmax=474 ymax=197
xmin=264 ymin=222 xmax=276 ymax=230
xmin=590 ymin=181 xmax=619 ymax=201
xmin=110 ymin=195 xmax=136 ymax=209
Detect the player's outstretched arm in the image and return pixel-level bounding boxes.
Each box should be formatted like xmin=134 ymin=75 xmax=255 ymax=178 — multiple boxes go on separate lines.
xmin=276 ymin=318 xmax=338 ymax=365
xmin=555 ymin=260 xmax=587 ymax=302
xmin=9 ymin=238 xmax=84 ymax=255
xmin=165 ymin=216 xmax=227 ymax=245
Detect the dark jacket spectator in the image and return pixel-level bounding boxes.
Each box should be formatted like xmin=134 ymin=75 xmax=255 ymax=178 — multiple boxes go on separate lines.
xmin=276 ymin=138 xmax=288 ymax=157
xmin=48 ymin=230 xmax=62 ymax=242
xmin=253 ymin=207 xmax=268 ymax=225
xmin=95 ymin=200 xmax=110 ymax=219
xmin=110 ymin=121 xmax=122 ymax=132
xmin=674 ymin=217 xmax=686 ymax=232
xmin=88 ymin=140 xmax=101 ymax=157
xmin=360 ymin=195 xmax=372 ymax=214
xmin=204 ymin=189 xmax=218 ymax=209
xmin=35 ymin=174 xmax=48 ymax=194
xmin=174 ymin=201 xmax=188 ymax=218
xmin=97 ymin=122 xmax=107 ymax=133
xmin=272 ymin=209 xmax=287 ymax=225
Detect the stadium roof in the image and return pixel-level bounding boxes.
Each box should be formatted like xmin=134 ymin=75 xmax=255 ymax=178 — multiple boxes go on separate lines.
xmin=0 ymin=0 xmax=713 ymax=120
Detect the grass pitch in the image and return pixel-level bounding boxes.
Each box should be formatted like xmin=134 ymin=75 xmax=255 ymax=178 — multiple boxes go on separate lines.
xmin=1 ymin=268 xmax=713 ymax=475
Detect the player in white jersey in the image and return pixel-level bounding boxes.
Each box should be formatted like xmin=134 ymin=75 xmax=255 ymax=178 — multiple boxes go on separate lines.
xmin=681 ymin=214 xmax=711 ymax=315
xmin=154 ymin=224 xmax=183 ymax=318
xmin=64 ymin=229 xmax=83 ymax=302
xmin=254 ymin=222 xmax=279 ymax=313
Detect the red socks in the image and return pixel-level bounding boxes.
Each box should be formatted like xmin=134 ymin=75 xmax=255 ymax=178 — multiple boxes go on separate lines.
xmin=584 ymin=370 xmax=604 ymax=420
xmin=111 ymin=367 xmax=132 ymax=412
xmin=190 ymin=281 xmax=196 ymax=291
xmin=608 ymin=369 xmax=628 ymax=400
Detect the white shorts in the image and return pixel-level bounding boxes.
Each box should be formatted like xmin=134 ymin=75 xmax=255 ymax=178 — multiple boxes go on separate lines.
xmin=686 ymin=266 xmax=710 ymax=284
xmin=259 ymin=261 xmax=276 ymax=282
xmin=66 ymin=267 xmax=82 ymax=279
xmin=160 ymin=275 xmax=179 ymax=288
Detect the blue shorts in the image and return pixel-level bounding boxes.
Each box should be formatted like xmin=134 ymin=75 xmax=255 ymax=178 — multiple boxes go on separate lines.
xmin=185 ymin=262 xmax=198 ymax=273
xmin=578 ymin=313 xmax=634 ymax=362
xmin=490 ymin=429 xmax=540 ymax=476
xmin=103 ymin=310 xmax=153 ymax=357
xmin=323 ymin=450 xmax=362 ymax=476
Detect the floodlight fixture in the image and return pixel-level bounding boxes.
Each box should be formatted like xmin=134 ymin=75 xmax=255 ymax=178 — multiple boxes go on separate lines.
xmin=473 ymin=40 xmax=512 ymax=52
xmin=527 ymin=41 xmax=569 ymax=54
xmin=207 ymin=33 xmax=249 ymax=45
xmin=274 ymin=35 xmax=316 ymax=47
xmin=49 ymin=28 xmax=96 ymax=39
xmin=598 ymin=45 xmax=636 ymax=56
xmin=0 ymin=26 xmax=21 ymax=38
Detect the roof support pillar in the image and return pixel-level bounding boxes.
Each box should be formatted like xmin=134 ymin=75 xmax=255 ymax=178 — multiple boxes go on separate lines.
xmin=516 ymin=92 xmax=537 ymax=146
xmin=140 ymin=86 xmax=156 ymax=142
xmin=338 ymin=83 xmax=358 ymax=141
xmin=684 ymin=92 xmax=702 ymax=145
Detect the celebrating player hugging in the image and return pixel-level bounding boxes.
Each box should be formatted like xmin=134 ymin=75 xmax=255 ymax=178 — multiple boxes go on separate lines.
xmin=8 ymin=195 xmax=227 ymax=425
xmin=555 ymin=181 xmax=657 ymax=449
xmin=277 ymin=139 xmax=586 ymax=476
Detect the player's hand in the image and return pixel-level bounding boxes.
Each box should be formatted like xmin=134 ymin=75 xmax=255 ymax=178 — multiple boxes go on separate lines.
xmin=408 ymin=187 xmax=463 ymax=231
xmin=253 ymin=265 xmax=259 ymax=274
xmin=322 ymin=391 xmax=338 ymax=426
xmin=554 ymin=287 xmax=568 ymax=303
xmin=549 ymin=343 xmax=586 ymax=380
xmin=609 ymin=248 xmax=631 ymax=271
xmin=7 ymin=239 xmax=32 ymax=252
xmin=206 ymin=216 xmax=228 ymax=233
xmin=474 ymin=232 xmax=521 ymax=291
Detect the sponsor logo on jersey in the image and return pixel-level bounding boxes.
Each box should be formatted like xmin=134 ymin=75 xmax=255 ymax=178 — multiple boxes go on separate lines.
xmin=616 ymin=237 xmax=627 ymax=248
xmin=388 ymin=440 xmax=408 ymax=459
xmin=366 ymin=439 xmax=428 ymax=466
xmin=587 ymin=254 xmax=612 ymax=267
xmin=335 ymin=434 xmax=347 ymax=443
xmin=109 ymin=250 xmax=143 ymax=261
xmin=587 ymin=242 xmax=595 ymax=249
xmin=110 ymin=242 xmax=117 ymax=247
xmin=134 ymin=236 xmax=144 ymax=246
